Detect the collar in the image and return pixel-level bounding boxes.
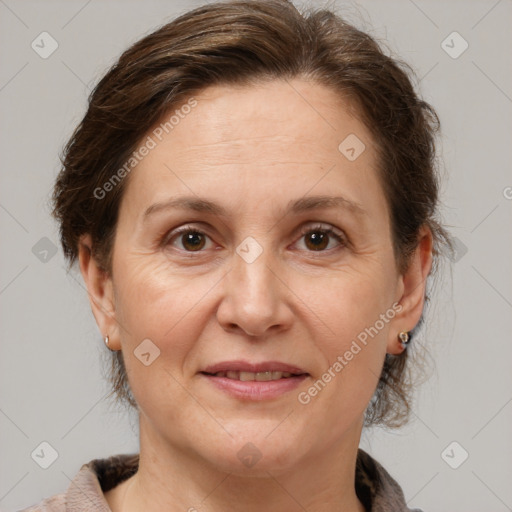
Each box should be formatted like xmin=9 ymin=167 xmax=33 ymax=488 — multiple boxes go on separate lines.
xmin=63 ymin=449 xmax=421 ymax=512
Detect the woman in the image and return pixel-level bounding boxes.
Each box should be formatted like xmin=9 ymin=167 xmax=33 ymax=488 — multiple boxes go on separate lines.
xmin=22 ymin=0 xmax=452 ymax=510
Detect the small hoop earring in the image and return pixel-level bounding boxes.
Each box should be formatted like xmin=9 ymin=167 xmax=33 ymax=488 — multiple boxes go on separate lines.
xmin=398 ymin=331 xmax=411 ymax=349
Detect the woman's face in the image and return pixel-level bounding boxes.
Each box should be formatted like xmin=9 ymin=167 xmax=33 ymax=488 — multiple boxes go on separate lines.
xmin=85 ymin=79 xmax=429 ymax=473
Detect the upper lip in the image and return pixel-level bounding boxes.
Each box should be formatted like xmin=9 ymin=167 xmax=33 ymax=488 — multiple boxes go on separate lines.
xmin=201 ymin=360 xmax=308 ymax=375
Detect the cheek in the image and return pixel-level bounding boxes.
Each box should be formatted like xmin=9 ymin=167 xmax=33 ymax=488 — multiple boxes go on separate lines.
xmin=321 ymin=266 xmax=394 ymax=341
xmin=112 ymin=254 xmax=229 ymax=370
xmin=112 ymin=258 xmax=216 ymax=417
xmin=115 ymin=255 xmax=209 ymax=334
xmin=294 ymin=290 xmax=389 ymax=451
xmin=311 ymin=269 xmax=392 ymax=399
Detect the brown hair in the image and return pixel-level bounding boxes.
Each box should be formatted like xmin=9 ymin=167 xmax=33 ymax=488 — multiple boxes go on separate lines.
xmin=52 ymin=0 xmax=453 ymax=428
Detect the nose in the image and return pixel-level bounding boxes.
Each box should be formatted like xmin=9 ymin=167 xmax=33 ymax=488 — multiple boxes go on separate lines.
xmin=216 ymin=243 xmax=293 ymax=338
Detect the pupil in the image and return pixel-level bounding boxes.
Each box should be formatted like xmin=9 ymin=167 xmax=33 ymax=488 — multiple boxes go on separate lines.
xmin=307 ymin=232 xmax=328 ymax=251
xmin=183 ymin=232 xmax=204 ymax=251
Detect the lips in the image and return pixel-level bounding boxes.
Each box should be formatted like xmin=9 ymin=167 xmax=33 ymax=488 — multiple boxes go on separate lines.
xmin=206 ymin=370 xmax=296 ymax=381
xmin=198 ymin=361 xmax=310 ymax=402
xmin=199 ymin=360 xmax=309 ymax=400
xmin=201 ymin=360 xmax=308 ymax=379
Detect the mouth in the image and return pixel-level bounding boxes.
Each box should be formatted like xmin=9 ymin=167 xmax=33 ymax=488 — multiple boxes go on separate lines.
xmin=200 ymin=370 xmax=307 ymax=381
xmin=199 ymin=360 xmax=310 ymax=400
xmin=200 ymin=360 xmax=309 ymax=379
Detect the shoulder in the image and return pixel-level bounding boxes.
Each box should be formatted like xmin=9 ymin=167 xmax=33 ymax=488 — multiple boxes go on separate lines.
xmin=356 ymin=448 xmax=426 ymax=512
xmin=17 ymin=453 xmax=139 ymax=512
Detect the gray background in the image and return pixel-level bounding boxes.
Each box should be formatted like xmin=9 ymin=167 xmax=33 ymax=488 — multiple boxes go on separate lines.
xmin=1 ymin=0 xmax=511 ymax=510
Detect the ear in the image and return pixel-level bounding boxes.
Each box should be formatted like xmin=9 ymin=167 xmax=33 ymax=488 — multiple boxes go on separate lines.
xmin=78 ymin=234 xmax=121 ymax=350
xmin=387 ymin=225 xmax=433 ymax=355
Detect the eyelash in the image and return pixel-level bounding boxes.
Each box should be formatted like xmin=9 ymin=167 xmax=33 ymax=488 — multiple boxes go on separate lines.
xmin=163 ymin=223 xmax=347 ymax=255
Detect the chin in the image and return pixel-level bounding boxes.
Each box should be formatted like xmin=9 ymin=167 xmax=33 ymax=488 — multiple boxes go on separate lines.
xmin=201 ymin=430 xmax=302 ymax=476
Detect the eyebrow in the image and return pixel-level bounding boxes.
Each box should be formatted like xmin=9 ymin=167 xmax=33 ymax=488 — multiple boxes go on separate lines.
xmin=142 ymin=194 xmax=368 ymax=222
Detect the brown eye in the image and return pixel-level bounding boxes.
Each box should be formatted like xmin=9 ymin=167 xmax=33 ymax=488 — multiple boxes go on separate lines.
xmin=165 ymin=227 xmax=212 ymax=252
xmin=297 ymin=225 xmax=346 ymax=252
xmin=180 ymin=231 xmax=206 ymax=251
xmin=304 ymin=231 xmax=330 ymax=251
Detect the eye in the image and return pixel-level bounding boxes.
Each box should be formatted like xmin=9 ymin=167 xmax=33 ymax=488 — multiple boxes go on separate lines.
xmin=163 ymin=223 xmax=347 ymax=254
xmin=164 ymin=226 xmax=214 ymax=252
xmin=294 ymin=223 xmax=347 ymax=252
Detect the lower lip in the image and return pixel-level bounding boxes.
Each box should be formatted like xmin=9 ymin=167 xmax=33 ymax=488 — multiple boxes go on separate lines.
xmin=200 ymin=373 xmax=309 ymax=400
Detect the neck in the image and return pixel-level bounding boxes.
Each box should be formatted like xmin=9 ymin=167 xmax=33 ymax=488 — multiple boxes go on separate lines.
xmin=115 ymin=415 xmax=367 ymax=512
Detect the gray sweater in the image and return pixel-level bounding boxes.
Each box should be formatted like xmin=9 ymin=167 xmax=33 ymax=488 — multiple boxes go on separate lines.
xmin=18 ymin=448 xmax=424 ymax=511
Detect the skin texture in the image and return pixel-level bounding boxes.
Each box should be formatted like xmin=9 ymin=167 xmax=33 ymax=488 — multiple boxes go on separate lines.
xmin=79 ymin=79 xmax=432 ymax=512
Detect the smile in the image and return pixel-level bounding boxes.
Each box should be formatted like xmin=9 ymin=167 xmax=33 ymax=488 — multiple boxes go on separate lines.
xmin=203 ymin=370 xmax=301 ymax=381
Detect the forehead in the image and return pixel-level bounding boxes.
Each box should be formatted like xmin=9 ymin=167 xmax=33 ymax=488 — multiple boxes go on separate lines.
xmin=166 ymin=79 xmax=365 ymax=154
xmin=118 ymin=79 xmax=387 ymax=223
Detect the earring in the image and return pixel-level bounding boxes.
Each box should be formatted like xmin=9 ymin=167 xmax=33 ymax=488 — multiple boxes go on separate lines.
xmin=104 ymin=335 xmax=112 ymax=350
xmin=398 ymin=331 xmax=411 ymax=349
